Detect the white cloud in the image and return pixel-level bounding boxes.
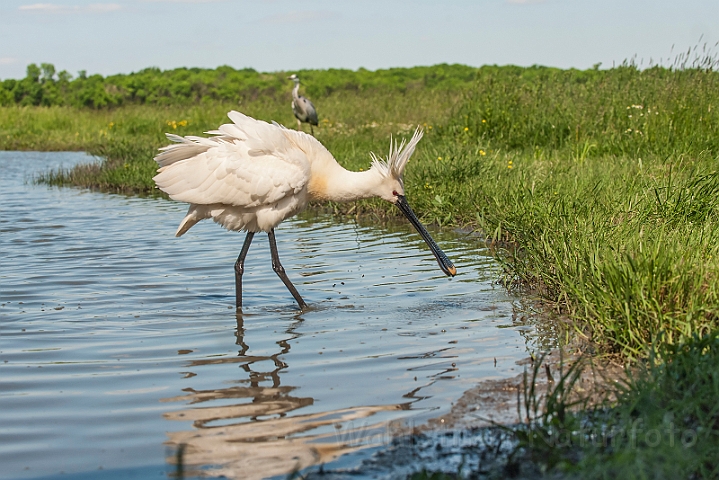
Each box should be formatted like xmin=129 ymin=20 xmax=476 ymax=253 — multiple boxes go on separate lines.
xmin=19 ymin=3 xmax=65 ymax=11
xmin=87 ymin=3 xmax=121 ymax=11
xmin=142 ymin=0 xmax=227 ymax=3
xmin=261 ymin=10 xmax=338 ymax=25
xmin=0 ymin=57 xmax=19 ymax=66
xmin=18 ymin=3 xmax=121 ymax=13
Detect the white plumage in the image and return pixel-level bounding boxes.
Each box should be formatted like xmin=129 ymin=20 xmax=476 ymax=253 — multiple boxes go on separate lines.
xmin=153 ymin=110 xmax=455 ymax=310
xmin=154 ymin=111 xmax=316 ymax=234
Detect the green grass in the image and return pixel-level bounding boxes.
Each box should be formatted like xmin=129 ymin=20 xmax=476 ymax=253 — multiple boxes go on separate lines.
xmin=392 ymin=64 xmax=719 ymax=357
xmin=505 ymin=333 xmax=719 ymax=479
xmin=3 ymin=62 xmax=719 ymax=478
xmin=440 ymin=149 xmax=719 ymax=356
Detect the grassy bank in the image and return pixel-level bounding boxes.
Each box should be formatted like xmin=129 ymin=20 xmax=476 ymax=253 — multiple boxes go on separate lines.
xmin=5 ymin=63 xmax=719 ymax=353
xmin=411 ymin=333 xmax=719 ymax=479
xmin=3 ymin=63 xmax=719 ymax=477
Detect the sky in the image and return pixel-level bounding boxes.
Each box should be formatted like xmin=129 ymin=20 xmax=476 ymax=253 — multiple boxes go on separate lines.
xmin=0 ymin=0 xmax=717 ymax=80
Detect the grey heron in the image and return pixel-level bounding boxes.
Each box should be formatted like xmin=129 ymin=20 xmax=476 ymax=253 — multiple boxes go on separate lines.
xmin=288 ymin=74 xmax=319 ymax=135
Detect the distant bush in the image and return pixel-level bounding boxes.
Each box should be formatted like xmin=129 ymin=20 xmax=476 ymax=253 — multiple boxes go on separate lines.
xmin=0 ymin=63 xmax=480 ymax=109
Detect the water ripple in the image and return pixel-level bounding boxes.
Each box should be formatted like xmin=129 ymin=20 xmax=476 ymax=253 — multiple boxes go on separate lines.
xmin=0 ymin=151 xmax=542 ymax=480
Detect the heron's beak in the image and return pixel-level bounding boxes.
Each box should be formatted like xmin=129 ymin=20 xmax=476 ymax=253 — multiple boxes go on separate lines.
xmin=395 ymin=195 xmax=457 ymax=277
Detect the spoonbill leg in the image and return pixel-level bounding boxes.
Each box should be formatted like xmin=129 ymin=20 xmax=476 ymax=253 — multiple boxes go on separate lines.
xmin=268 ymin=229 xmax=308 ymax=310
xmin=234 ymin=232 xmax=255 ymax=310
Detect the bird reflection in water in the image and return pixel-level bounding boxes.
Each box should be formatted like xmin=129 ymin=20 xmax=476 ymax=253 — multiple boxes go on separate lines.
xmin=162 ymin=314 xmax=411 ymax=480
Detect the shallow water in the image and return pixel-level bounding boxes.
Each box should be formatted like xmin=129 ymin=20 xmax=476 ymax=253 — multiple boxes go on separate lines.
xmin=1 ymin=151 xmax=540 ymax=479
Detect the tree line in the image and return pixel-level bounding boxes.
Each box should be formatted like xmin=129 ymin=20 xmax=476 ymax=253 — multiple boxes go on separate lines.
xmin=0 ymin=63 xmax=484 ymax=109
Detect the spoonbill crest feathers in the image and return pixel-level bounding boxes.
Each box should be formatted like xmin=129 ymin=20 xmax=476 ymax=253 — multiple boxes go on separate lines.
xmin=370 ymin=128 xmax=424 ymax=181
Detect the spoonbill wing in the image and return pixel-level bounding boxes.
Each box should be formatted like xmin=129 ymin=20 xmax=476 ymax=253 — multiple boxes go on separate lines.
xmin=153 ymin=111 xmax=312 ymax=209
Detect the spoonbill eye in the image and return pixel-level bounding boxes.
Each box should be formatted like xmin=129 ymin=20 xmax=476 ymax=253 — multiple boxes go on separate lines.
xmin=392 ymin=190 xmax=399 ymax=196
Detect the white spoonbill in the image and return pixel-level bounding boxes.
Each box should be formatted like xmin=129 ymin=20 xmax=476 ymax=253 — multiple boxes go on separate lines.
xmin=153 ymin=110 xmax=456 ymax=311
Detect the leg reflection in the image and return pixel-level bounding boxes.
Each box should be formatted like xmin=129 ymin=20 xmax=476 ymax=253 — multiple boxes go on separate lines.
xmin=162 ymin=313 xmax=403 ymax=479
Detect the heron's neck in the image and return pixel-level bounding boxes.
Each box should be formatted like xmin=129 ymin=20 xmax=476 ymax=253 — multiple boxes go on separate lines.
xmin=308 ymin=162 xmax=384 ymax=203
xmin=292 ymin=82 xmax=300 ymax=98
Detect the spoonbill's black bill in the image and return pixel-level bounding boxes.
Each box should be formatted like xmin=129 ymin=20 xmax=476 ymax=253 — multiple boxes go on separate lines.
xmin=395 ymin=195 xmax=456 ymax=277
